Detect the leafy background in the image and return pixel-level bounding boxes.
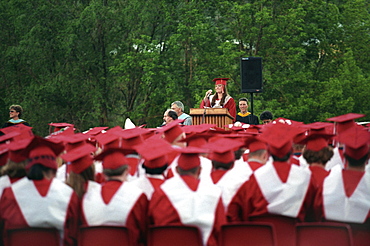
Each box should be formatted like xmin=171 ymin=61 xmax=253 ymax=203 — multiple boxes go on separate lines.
xmin=1 ymin=0 xmax=369 ymax=136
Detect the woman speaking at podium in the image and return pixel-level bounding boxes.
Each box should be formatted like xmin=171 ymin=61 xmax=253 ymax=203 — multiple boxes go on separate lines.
xmin=200 ymin=78 xmax=236 ymax=121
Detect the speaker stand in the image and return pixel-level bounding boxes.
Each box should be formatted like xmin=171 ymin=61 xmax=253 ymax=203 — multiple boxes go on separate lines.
xmin=250 ymin=92 xmax=254 ymax=115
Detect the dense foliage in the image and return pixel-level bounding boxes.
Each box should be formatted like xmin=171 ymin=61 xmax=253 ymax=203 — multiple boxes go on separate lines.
xmin=1 ymin=0 xmax=369 ymax=136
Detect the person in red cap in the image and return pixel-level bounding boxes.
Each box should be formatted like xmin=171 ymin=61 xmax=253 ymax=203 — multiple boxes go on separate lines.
xmin=242 ymin=136 xmax=269 ymax=170
xmin=227 ymin=123 xmax=316 ymax=246
xmin=301 ymin=133 xmax=334 ymax=188
xmin=81 ymin=148 xmax=148 ymax=246
xmin=325 ymin=113 xmax=365 ymax=171
xmin=62 ymin=144 xmax=96 ymax=199
xmin=202 ymin=138 xmax=253 ymax=211
xmin=157 ymin=119 xmax=186 ymax=148
xmin=149 ymin=147 xmax=226 ymax=246
xmin=313 ymin=126 xmax=370 ymax=226
xmin=0 ymin=136 xmax=34 ymax=199
xmin=200 ymin=78 xmax=237 ymax=120
xmin=53 ymin=133 xmax=93 ymax=183
xmin=0 ymin=136 xmax=79 ymax=246
xmin=131 ymin=138 xmax=175 ymax=199
xmin=116 ymin=127 xmax=149 ymax=181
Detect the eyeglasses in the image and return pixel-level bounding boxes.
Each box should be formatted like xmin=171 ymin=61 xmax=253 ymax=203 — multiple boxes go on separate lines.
xmin=9 ymin=110 xmax=16 ymax=113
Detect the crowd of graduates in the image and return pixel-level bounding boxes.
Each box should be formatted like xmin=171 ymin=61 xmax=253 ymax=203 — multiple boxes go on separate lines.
xmin=0 ymin=109 xmax=369 ymax=246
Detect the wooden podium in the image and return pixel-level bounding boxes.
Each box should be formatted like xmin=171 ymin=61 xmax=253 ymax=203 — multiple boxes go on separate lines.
xmin=190 ymin=108 xmax=234 ymax=128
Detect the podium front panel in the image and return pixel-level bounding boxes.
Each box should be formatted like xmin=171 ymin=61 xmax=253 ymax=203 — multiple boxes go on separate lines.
xmin=190 ymin=108 xmax=234 ymax=128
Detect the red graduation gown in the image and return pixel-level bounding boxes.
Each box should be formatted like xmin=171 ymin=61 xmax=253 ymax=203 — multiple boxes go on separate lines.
xmin=149 ymin=175 xmax=226 ymax=246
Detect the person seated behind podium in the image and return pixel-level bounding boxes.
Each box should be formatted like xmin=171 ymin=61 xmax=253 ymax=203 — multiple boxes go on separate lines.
xmin=200 ymin=78 xmax=236 ymax=121
xmin=171 ymin=101 xmax=192 ymax=125
xmin=160 ymin=109 xmax=178 ymax=127
xmin=260 ymin=110 xmax=273 ymax=124
xmin=235 ymin=98 xmax=259 ymax=125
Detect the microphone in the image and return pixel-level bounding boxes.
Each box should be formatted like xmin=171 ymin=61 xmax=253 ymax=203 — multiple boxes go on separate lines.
xmin=206 ymin=90 xmax=212 ymax=98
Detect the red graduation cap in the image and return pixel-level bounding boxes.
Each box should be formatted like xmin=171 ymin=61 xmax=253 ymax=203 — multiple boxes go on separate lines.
xmin=293 ymin=126 xmax=310 ymax=144
xmin=202 ymin=138 xmax=244 ymax=163
xmin=0 ymin=124 xmax=33 ymax=134
xmin=302 ymin=133 xmax=335 ymax=152
xmin=94 ymin=148 xmax=129 ymax=170
xmin=49 ymin=123 xmax=74 ymax=132
xmin=272 ymin=117 xmax=304 ymax=126
xmin=134 ymin=138 xmax=174 ymax=169
xmin=62 ymin=144 xmax=95 ymax=174
xmin=306 ymin=122 xmax=335 ymax=135
xmin=7 ymin=137 xmax=34 ymax=162
xmin=157 ymin=120 xmax=184 ymax=144
xmin=179 ymin=133 xmax=213 ymax=148
xmin=118 ymin=128 xmax=148 ymax=148
xmin=258 ymin=123 xmax=303 ymax=158
xmin=0 ymin=131 xmax=21 ymax=144
xmin=0 ymin=143 xmax=9 ymax=167
xmin=207 ymin=127 xmax=230 ymax=135
xmin=326 ymin=113 xmax=365 ymax=134
xmin=213 ymin=78 xmax=229 ymax=86
xmin=83 ymin=127 xmax=109 ymax=136
xmin=59 ymin=133 xmax=91 ymax=151
xmin=94 ymin=132 xmax=121 ymax=149
xmin=176 ymin=147 xmax=207 ymax=170
xmin=247 ymin=137 xmax=268 ymax=153
xmin=0 ymin=124 xmax=34 ymax=141
xmin=26 ymin=136 xmax=65 ymax=170
xmin=106 ymin=126 xmax=124 ymax=134
xmin=337 ymin=126 xmax=369 ymax=160
xmin=181 ymin=124 xmax=217 ymax=134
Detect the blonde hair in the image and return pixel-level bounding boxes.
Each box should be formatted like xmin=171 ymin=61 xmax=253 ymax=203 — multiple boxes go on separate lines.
xmin=66 ymin=165 xmax=95 ymax=199
xmin=1 ymin=159 xmax=27 ymax=178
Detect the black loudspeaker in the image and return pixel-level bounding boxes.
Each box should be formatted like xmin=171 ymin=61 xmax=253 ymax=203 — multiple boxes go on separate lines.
xmin=241 ymin=57 xmax=263 ymax=93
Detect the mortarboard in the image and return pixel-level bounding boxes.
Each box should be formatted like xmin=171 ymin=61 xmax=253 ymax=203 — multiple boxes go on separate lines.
xmin=302 ymin=133 xmax=335 ymax=152
xmin=0 ymin=131 xmax=21 ymax=144
xmin=134 ymin=138 xmax=174 ymax=169
xmin=179 ymin=133 xmax=212 ymax=148
xmin=118 ymin=128 xmax=148 ymax=149
xmin=62 ymin=144 xmax=95 ymax=174
xmin=272 ymin=117 xmax=304 ymax=126
xmin=83 ymin=127 xmax=109 ymax=136
xmin=326 ymin=113 xmax=365 ymax=134
xmin=0 ymin=143 xmax=9 ymax=166
xmin=202 ymin=138 xmax=244 ymax=163
xmin=0 ymin=124 xmax=34 ymax=141
xmin=94 ymin=132 xmax=121 ymax=149
xmin=176 ymin=147 xmax=207 ymax=170
xmin=213 ymin=78 xmax=229 ymax=86
xmin=26 ymin=136 xmax=65 ymax=170
xmin=59 ymin=133 xmax=91 ymax=151
xmin=181 ymin=124 xmax=217 ymax=134
xmin=258 ymin=123 xmax=302 ymax=158
xmin=7 ymin=137 xmax=34 ymax=162
xmin=337 ymin=126 xmax=369 ymax=160
xmin=49 ymin=123 xmax=74 ymax=132
xmin=157 ymin=120 xmax=184 ymax=144
xmin=247 ymin=138 xmax=268 ymax=153
xmin=94 ymin=148 xmax=129 ymax=170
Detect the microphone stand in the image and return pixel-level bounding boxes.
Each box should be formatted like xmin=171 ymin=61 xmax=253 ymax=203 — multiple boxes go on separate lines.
xmin=202 ymin=108 xmax=206 ymax=124
xmin=202 ymin=95 xmax=210 ymax=124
